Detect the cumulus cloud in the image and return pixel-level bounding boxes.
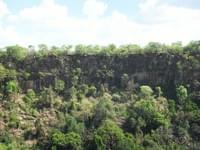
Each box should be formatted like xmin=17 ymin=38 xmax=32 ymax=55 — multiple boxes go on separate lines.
xmin=137 ymin=0 xmax=200 ymax=43
xmin=0 ymin=0 xmax=200 ymax=47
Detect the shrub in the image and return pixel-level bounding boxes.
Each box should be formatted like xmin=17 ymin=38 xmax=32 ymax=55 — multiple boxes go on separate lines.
xmin=52 ymin=131 xmax=82 ymax=150
xmin=55 ymin=79 xmax=65 ymax=92
xmin=6 ymin=45 xmax=28 ymax=60
xmin=5 ymin=80 xmax=19 ymax=94
xmin=23 ymin=89 xmax=36 ymax=105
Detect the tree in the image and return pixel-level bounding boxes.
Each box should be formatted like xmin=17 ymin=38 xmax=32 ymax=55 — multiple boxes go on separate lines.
xmin=0 ymin=143 xmax=7 ymax=150
xmin=184 ymin=40 xmax=200 ymax=53
xmin=65 ymin=115 xmax=85 ymax=135
xmin=119 ymin=44 xmax=142 ymax=54
xmin=92 ymin=94 xmax=115 ymax=127
xmin=140 ymin=85 xmax=154 ymax=99
xmin=155 ymin=86 xmax=163 ymax=97
xmin=52 ymin=131 xmax=82 ymax=150
xmin=0 ymin=65 xmax=17 ymax=82
xmin=112 ymin=93 xmax=121 ymax=102
xmin=100 ymin=44 xmax=117 ymax=55
xmin=35 ymin=118 xmax=45 ymax=137
xmin=176 ymin=85 xmax=188 ymax=107
xmin=0 ymin=64 xmax=8 ymax=80
xmin=38 ymin=44 xmax=48 ymax=56
xmin=127 ymin=97 xmax=170 ymax=134
xmin=121 ymin=74 xmax=129 ymax=89
xmin=144 ymin=42 xmax=166 ymax=53
xmin=5 ymin=80 xmax=19 ymax=95
xmin=38 ymin=87 xmax=55 ymax=108
xmin=60 ymin=45 xmax=72 ymax=54
xmin=168 ymin=41 xmax=183 ymax=53
xmin=23 ymin=89 xmax=36 ymax=106
xmin=75 ymin=45 xmax=87 ymax=55
xmin=0 ymin=64 xmax=17 ymax=82
xmin=6 ymin=45 xmax=28 ymax=60
xmin=67 ymin=86 xmax=77 ymax=100
xmin=93 ymin=120 xmax=140 ymax=150
xmin=55 ymin=79 xmax=65 ymax=93
xmin=86 ymin=86 xmax=97 ymax=97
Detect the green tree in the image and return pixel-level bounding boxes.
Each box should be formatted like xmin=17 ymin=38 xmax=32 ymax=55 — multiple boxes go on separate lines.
xmin=38 ymin=87 xmax=55 ymax=108
xmin=0 ymin=64 xmax=9 ymax=80
xmin=6 ymin=45 xmax=28 ymax=60
xmin=140 ymin=85 xmax=154 ymax=99
xmin=0 ymin=143 xmax=7 ymax=150
xmin=127 ymin=98 xmax=170 ymax=134
xmin=52 ymin=131 xmax=82 ymax=150
xmin=75 ymin=44 xmax=87 ymax=55
xmin=176 ymin=85 xmax=188 ymax=107
xmin=67 ymin=86 xmax=77 ymax=100
xmin=121 ymin=74 xmax=129 ymax=89
xmin=93 ymin=120 xmax=140 ymax=150
xmin=86 ymin=85 xmax=97 ymax=97
xmin=144 ymin=42 xmax=166 ymax=53
xmin=168 ymin=41 xmax=183 ymax=53
xmin=60 ymin=45 xmax=72 ymax=54
xmin=155 ymin=86 xmax=163 ymax=97
xmin=119 ymin=44 xmax=142 ymax=54
xmin=65 ymin=115 xmax=85 ymax=135
xmin=55 ymin=79 xmax=65 ymax=93
xmin=38 ymin=44 xmax=48 ymax=56
xmin=92 ymin=94 xmax=115 ymax=127
xmin=5 ymin=80 xmax=19 ymax=95
xmin=35 ymin=118 xmax=45 ymax=137
xmin=23 ymin=89 xmax=36 ymax=106
xmin=184 ymin=40 xmax=200 ymax=53
xmin=100 ymin=44 xmax=117 ymax=55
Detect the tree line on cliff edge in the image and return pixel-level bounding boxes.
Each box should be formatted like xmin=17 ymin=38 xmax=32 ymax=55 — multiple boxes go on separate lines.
xmin=0 ymin=41 xmax=200 ymax=60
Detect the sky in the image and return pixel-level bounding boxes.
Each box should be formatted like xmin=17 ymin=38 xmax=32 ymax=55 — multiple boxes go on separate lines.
xmin=0 ymin=0 xmax=200 ymax=47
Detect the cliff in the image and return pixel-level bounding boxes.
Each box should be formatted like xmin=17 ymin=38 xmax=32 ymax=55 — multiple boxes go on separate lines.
xmin=1 ymin=52 xmax=200 ymax=99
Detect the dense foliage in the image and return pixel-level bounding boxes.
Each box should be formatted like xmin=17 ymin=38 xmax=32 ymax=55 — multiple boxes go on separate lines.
xmin=0 ymin=42 xmax=200 ymax=150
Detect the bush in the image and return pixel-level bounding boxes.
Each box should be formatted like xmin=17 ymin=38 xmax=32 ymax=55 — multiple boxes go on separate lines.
xmin=52 ymin=131 xmax=82 ymax=150
xmin=5 ymin=80 xmax=19 ymax=95
xmin=37 ymin=87 xmax=56 ymax=108
xmin=112 ymin=93 xmax=121 ymax=102
xmin=93 ymin=120 xmax=140 ymax=150
xmin=55 ymin=79 xmax=65 ymax=93
xmin=86 ymin=86 xmax=97 ymax=97
xmin=6 ymin=45 xmax=28 ymax=60
xmin=23 ymin=89 xmax=36 ymax=105
xmin=8 ymin=111 xmax=20 ymax=128
xmin=140 ymin=85 xmax=153 ymax=98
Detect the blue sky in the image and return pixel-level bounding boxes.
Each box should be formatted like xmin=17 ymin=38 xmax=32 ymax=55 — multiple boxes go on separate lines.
xmin=0 ymin=0 xmax=200 ymax=47
xmin=5 ymin=0 xmax=200 ymax=14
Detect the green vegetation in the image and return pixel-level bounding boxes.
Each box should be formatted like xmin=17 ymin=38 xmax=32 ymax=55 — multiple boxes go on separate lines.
xmin=0 ymin=42 xmax=200 ymax=149
xmin=6 ymin=45 xmax=28 ymax=60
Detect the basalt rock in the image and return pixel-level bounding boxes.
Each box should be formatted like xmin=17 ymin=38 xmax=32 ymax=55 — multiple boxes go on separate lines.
xmin=2 ymin=53 xmax=200 ymax=99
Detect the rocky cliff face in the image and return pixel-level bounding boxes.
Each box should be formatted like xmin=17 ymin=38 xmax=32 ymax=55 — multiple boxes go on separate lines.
xmin=2 ymin=53 xmax=200 ymax=99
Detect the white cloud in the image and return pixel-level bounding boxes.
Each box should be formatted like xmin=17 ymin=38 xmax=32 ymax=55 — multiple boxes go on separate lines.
xmin=0 ymin=0 xmax=21 ymax=46
xmin=9 ymin=0 xmax=68 ymax=24
xmin=0 ymin=0 xmax=200 ymax=47
xmin=0 ymin=0 xmax=9 ymax=18
xmin=139 ymin=0 xmax=200 ymax=23
xmin=83 ymin=0 xmax=107 ymax=18
xmin=137 ymin=0 xmax=200 ymax=44
xmin=20 ymin=0 xmax=68 ymax=21
xmin=0 ymin=26 xmax=26 ymax=46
